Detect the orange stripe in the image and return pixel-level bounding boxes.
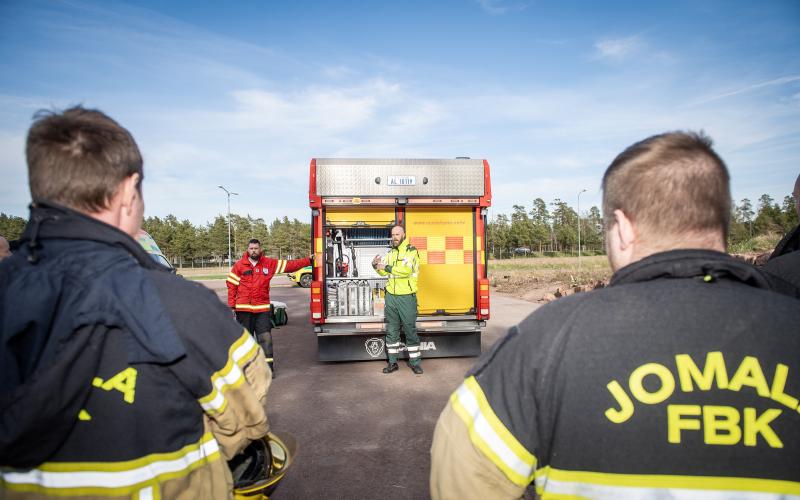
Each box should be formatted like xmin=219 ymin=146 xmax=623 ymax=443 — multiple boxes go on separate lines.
xmin=463 ymin=250 xmax=474 ymax=264
xmin=446 ymin=236 xmax=463 ymax=250
xmin=410 ymin=236 xmax=427 ymax=249
xmin=428 ymin=251 xmax=445 ymax=264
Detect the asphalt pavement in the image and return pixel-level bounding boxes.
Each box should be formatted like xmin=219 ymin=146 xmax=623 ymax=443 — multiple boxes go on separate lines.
xmin=200 ymin=276 xmax=539 ymax=499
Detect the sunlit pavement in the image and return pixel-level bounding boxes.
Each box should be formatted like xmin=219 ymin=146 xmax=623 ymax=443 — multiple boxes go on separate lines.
xmin=200 ymin=276 xmax=539 ymax=499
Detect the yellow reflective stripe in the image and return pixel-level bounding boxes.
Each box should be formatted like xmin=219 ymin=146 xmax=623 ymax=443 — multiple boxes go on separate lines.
xmin=278 ymin=260 xmax=287 ymax=273
xmin=450 ymin=376 xmax=536 ymax=487
xmin=234 ymin=304 xmax=270 ymax=311
xmin=197 ymin=330 xmax=259 ymax=414
xmin=228 ymin=272 xmax=240 ymax=281
xmin=1 ymin=433 xmax=219 ymax=495
xmin=536 ymin=466 xmax=800 ymax=498
xmin=226 ymin=277 xmax=239 ymax=286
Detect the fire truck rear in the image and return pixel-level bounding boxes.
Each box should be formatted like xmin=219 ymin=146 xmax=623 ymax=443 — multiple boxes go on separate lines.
xmin=308 ymin=158 xmax=491 ymax=361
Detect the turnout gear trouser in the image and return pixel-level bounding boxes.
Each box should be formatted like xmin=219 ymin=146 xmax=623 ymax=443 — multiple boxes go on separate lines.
xmin=236 ymin=311 xmax=274 ymax=371
xmin=384 ymin=292 xmax=420 ymax=366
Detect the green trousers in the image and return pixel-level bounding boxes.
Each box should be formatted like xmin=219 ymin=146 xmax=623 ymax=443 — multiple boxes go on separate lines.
xmin=384 ymin=292 xmax=421 ymax=366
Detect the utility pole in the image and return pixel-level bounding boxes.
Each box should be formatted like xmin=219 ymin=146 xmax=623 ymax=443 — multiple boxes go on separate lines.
xmin=577 ymin=188 xmax=586 ymax=271
xmin=218 ymin=185 xmax=238 ymax=267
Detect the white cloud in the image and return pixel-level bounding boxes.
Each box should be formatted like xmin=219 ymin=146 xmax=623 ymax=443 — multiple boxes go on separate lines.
xmin=475 ymin=0 xmax=532 ymax=15
xmin=593 ymin=35 xmax=644 ymax=61
xmin=692 ymin=75 xmax=800 ymax=105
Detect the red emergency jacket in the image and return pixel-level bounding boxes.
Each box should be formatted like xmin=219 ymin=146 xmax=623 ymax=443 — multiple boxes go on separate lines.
xmin=227 ymin=253 xmax=310 ymax=312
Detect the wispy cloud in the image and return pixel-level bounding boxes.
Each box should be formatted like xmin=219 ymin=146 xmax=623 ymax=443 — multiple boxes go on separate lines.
xmin=474 ymin=0 xmax=532 ymax=16
xmin=692 ymin=75 xmax=800 ymax=105
xmin=593 ymin=35 xmax=644 ymax=61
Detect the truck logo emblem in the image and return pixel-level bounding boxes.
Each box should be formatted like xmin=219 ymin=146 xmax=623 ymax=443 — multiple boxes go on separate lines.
xmin=365 ymin=338 xmax=385 ymax=358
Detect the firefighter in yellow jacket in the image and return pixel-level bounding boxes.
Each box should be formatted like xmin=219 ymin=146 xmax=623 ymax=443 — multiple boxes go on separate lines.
xmin=373 ymin=225 xmax=423 ymax=374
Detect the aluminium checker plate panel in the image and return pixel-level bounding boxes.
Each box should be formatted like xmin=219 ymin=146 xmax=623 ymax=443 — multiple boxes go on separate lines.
xmin=315 ymin=158 xmax=485 ymax=197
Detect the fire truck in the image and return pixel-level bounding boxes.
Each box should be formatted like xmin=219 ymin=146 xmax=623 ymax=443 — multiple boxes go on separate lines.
xmin=308 ymin=158 xmax=492 ymax=361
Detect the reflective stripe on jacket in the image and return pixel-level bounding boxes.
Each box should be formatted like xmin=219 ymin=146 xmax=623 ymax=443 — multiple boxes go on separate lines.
xmin=227 ymin=253 xmax=310 ymax=311
xmin=376 ymin=239 xmax=419 ymax=295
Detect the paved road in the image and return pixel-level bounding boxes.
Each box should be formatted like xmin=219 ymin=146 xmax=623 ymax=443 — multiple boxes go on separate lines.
xmin=200 ymin=277 xmax=539 ymax=499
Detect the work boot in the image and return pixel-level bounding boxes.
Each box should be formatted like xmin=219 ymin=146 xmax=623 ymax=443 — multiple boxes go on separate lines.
xmin=410 ymin=364 xmax=423 ymax=375
xmin=382 ymin=362 xmax=398 ymax=374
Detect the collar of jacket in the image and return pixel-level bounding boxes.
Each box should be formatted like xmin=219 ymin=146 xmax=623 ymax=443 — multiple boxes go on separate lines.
xmin=18 ymin=200 xmax=162 ymax=270
xmin=610 ymin=249 xmax=774 ymax=290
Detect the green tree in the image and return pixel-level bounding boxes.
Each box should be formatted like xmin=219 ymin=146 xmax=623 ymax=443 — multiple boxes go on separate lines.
xmin=0 ymin=213 xmax=27 ymax=241
xmin=754 ymin=194 xmax=782 ymax=234
xmin=528 ymin=198 xmax=551 ymax=251
xmin=207 ymin=215 xmax=230 ymax=264
xmin=780 ymin=195 xmax=798 ymax=231
xmin=550 ymin=199 xmax=578 ymax=250
xmin=582 ymin=206 xmax=604 ymax=249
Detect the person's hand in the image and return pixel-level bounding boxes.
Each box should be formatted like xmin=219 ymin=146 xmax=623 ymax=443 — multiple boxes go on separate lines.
xmin=372 ymin=255 xmax=381 ymax=267
xmin=231 ymin=308 xmax=237 ymax=319
xmin=309 ymin=254 xmax=315 ymax=265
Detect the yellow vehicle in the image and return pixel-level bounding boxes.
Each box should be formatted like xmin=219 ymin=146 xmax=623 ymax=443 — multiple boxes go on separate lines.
xmin=308 ymin=158 xmax=492 ymax=361
xmin=135 ymin=229 xmax=173 ymax=271
xmin=288 ymin=266 xmax=313 ymax=288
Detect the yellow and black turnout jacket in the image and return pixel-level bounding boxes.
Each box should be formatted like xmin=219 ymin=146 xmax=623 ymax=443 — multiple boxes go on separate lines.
xmin=431 ymin=250 xmax=800 ymax=499
xmin=0 ymin=202 xmax=270 ymax=499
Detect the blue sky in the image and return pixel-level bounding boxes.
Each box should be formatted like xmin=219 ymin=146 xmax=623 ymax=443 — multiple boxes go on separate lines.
xmin=1 ymin=0 xmax=798 ymax=225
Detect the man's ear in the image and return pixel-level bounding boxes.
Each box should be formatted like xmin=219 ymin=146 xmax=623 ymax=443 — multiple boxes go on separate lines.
xmin=120 ymin=173 xmax=141 ymax=215
xmin=614 ymin=209 xmax=636 ymax=250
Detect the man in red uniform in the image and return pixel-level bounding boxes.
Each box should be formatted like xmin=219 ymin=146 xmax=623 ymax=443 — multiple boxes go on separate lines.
xmin=227 ymin=238 xmax=311 ymax=374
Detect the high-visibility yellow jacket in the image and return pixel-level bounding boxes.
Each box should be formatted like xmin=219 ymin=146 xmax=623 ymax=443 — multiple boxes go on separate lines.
xmin=376 ymin=239 xmax=419 ymax=295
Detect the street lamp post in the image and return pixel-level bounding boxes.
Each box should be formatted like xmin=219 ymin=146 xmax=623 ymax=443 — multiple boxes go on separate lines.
xmin=218 ymin=185 xmax=238 ymax=267
xmin=577 ymin=188 xmax=586 ymax=271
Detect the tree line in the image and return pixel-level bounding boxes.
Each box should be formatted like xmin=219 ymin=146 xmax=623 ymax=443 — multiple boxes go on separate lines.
xmin=0 ymin=193 xmax=795 ymax=263
xmin=486 ymin=193 xmax=798 ymax=258
xmin=0 ymin=212 xmax=311 ymax=267
xmin=141 ymin=214 xmax=311 ymax=266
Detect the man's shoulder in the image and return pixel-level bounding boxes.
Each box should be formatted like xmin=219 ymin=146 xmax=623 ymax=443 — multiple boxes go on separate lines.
xmin=147 ymin=270 xmax=221 ymax=306
xmin=762 ymin=250 xmax=800 ymax=294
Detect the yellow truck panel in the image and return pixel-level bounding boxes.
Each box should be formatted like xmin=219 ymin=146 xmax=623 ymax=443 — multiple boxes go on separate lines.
xmin=325 ymin=207 xmax=395 ymax=226
xmin=406 ymin=207 xmax=474 ymax=315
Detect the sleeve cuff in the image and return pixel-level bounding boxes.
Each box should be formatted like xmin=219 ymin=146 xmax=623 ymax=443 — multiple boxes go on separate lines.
xmin=385 ymin=265 xmax=392 ymax=273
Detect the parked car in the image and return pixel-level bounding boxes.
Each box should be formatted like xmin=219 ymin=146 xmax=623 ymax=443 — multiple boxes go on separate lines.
xmin=288 ymin=265 xmax=312 ymax=288
xmin=513 ymin=247 xmax=531 ymax=255
xmin=136 ymin=230 xmax=174 ymax=271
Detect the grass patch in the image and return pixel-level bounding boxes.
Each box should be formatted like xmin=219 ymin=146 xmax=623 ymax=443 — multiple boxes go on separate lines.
xmin=488 ymin=255 xmax=612 ymax=292
xmin=729 ymin=233 xmax=782 ymax=254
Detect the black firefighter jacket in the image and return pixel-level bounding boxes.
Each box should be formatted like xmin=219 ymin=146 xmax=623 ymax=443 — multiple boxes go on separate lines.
xmin=0 ymin=202 xmax=271 ymax=499
xmin=431 ymin=249 xmax=800 ymax=499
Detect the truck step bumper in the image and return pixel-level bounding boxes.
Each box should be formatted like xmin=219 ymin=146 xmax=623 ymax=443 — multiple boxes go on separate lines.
xmin=317 ymin=331 xmax=481 ymax=362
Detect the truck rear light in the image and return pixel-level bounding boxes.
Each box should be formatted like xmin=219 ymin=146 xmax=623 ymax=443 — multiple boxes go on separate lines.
xmin=478 ymin=278 xmax=490 ymax=320
xmin=310 ymin=281 xmax=324 ymax=323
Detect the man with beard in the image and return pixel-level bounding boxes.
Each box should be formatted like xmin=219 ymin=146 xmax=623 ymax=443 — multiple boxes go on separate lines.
xmin=227 ymin=238 xmax=311 ymax=374
xmin=373 ymin=225 xmax=423 ymax=374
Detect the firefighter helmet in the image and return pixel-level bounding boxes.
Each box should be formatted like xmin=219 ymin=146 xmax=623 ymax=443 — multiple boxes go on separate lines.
xmin=230 ymin=432 xmax=296 ymax=499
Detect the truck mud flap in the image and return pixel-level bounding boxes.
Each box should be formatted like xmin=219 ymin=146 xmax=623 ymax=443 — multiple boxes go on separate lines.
xmin=317 ymin=332 xmax=481 ymax=362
